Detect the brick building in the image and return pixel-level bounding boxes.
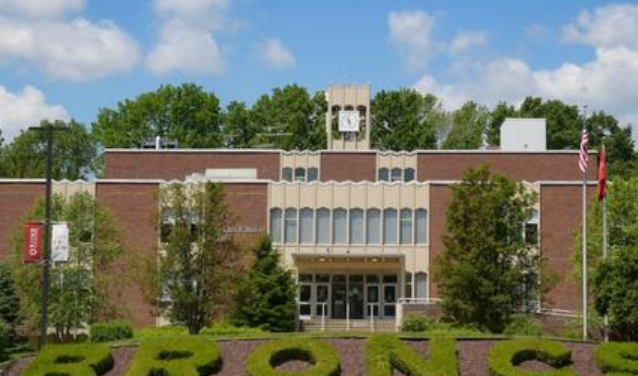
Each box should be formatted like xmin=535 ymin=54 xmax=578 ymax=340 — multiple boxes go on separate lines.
xmin=0 ymin=84 xmax=596 ymax=329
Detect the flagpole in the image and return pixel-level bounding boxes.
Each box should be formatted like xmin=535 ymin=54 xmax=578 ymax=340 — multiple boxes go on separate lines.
xmin=602 ymin=143 xmax=609 ymax=342
xmin=581 ymin=107 xmax=588 ymax=341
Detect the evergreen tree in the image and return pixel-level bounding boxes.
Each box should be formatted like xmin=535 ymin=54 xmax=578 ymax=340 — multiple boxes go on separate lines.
xmin=231 ymin=237 xmax=296 ymax=332
xmin=0 ymin=263 xmax=20 ymax=338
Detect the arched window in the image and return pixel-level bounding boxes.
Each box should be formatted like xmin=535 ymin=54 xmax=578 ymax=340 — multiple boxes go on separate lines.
xmin=349 ymin=209 xmax=364 ymax=244
xmin=415 ymin=272 xmax=428 ymax=299
xmin=307 ymin=167 xmax=319 ymax=182
xmin=270 ymin=208 xmax=282 ymax=243
xmin=415 ymin=209 xmax=428 ymax=244
xmin=400 ymin=209 xmax=413 ymax=244
xmin=366 ymin=209 xmax=381 ymax=245
xmin=383 ymin=208 xmax=397 ymax=244
xmin=299 ymin=208 xmax=314 ymax=244
xmin=391 ymin=167 xmax=402 ymax=182
xmin=282 ymin=167 xmax=293 ymax=182
xmin=378 ymin=168 xmax=389 ymax=182
xmin=294 ymin=167 xmax=306 ymax=182
xmin=284 ymin=208 xmax=297 ymax=244
xmin=316 ymin=208 xmax=330 ymax=244
xmin=404 ymin=168 xmax=415 ymax=182
xmin=333 ymin=208 xmax=347 ymax=244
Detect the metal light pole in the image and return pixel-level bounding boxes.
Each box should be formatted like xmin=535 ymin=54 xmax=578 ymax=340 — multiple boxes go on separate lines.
xmin=28 ymin=124 xmax=68 ymax=350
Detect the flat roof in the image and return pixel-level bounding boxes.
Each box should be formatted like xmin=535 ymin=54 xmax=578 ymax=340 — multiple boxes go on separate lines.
xmin=104 ymin=148 xmax=593 ymax=155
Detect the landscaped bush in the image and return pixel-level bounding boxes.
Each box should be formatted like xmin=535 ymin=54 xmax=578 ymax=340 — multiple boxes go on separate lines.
xmin=134 ymin=325 xmax=189 ymax=339
xmin=245 ymin=337 xmax=340 ymax=376
xmin=90 ymin=321 xmax=134 ymax=343
xmin=488 ymin=339 xmax=577 ymax=376
xmin=199 ymin=321 xmax=266 ymax=336
xmin=596 ymin=342 xmax=638 ymax=375
xmin=23 ymin=343 xmax=113 ymax=376
xmin=366 ymin=334 xmax=458 ymax=376
xmin=401 ymin=313 xmax=436 ymax=332
xmin=126 ymin=336 xmax=222 ymax=376
xmin=503 ymin=315 xmax=543 ymax=337
xmin=0 ymin=318 xmax=10 ymax=361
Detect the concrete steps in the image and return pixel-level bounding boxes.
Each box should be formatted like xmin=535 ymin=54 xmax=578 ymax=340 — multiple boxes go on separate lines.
xmin=301 ymin=319 xmax=397 ymax=332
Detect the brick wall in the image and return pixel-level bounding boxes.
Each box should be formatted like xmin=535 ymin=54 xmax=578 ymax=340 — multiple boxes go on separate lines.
xmin=417 ymin=153 xmax=598 ymax=182
xmin=0 ymin=182 xmax=44 ymax=261
xmin=320 ymin=152 xmax=376 ymax=182
xmin=105 ymin=151 xmax=281 ymax=180
xmin=428 ymin=185 xmax=451 ymax=299
xmin=222 ymin=183 xmax=268 ymax=247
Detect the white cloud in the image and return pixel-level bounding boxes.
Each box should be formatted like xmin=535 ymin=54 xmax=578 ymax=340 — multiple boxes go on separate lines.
xmin=562 ymin=3 xmax=638 ymax=50
xmin=388 ymin=10 xmax=438 ymax=69
xmin=0 ymin=0 xmax=84 ymax=19
xmin=146 ymin=0 xmax=233 ymax=75
xmin=0 ymin=85 xmax=69 ymax=141
xmin=449 ymin=31 xmax=487 ymax=55
xmin=260 ymin=38 xmax=296 ymax=70
xmin=146 ymin=20 xmax=224 ymax=75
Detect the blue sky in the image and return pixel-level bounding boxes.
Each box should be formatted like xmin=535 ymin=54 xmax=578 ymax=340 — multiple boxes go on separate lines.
xmin=1 ymin=0 xmax=638 ymax=141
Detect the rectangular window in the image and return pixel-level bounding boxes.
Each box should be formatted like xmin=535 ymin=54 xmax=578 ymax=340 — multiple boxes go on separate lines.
xmin=270 ymin=208 xmax=282 ymax=243
xmin=415 ymin=209 xmax=428 ymax=244
xmin=333 ymin=209 xmax=347 ymax=244
xmin=525 ymin=224 xmax=539 ymax=246
xmin=400 ymin=209 xmax=413 ymax=244
xmin=366 ymin=210 xmax=381 ymax=244
xmin=284 ymin=208 xmax=297 ymax=244
xmin=349 ymin=209 xmax=364 ymax=244
xmin=299 ymin=209 xmax=314 ymax=244
xmin=316 ymin=209 xmax=330 ymax=244
xmin=383 ymin=209 xmax=397 ymax=244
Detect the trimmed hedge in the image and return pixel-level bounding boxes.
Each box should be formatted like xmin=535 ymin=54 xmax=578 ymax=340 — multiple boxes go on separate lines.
xmin=199 ymin=321 xmax=266 ymax=336
xmin=366 ymin=334 xmax=458 ymax=376
xmin=488 ymin=339 xmax=577 ymax=376
xmin=135 ymin=325 xmax=189 ymax=339
xmin=90 ymin=321 xmax=134 ymax=343
xmin=401 ymin=314 xmax=435 ymax=333
xmin=596 ymin=342 xmax=638 ymax=375
xmin=245 ymin=337 xmax=340 ymax=376
xmin=23 ymin=343 xmax=113 ymax=376
xmin=126 ymin=336 xmax=222 ymax=376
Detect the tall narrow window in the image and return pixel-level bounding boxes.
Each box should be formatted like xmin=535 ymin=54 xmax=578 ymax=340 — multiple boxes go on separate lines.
xmin=391 ymin=168 xmax=402 ymax=182
xmin=383 ymin=209 xmax=397 ymax=244
xmin=270 ymin=208 xmax=282 ymax=243
xmin=333 ymin=209 xmax=347 ymax=244
xmin=299 ymin=208 xmax=314 ymax=244
xmin=415 ymin=272 xmax=428 ymax=299
xmin=316 ymin=208 xmax=330 ymax=244
xmin=366 ymin=209 xmax=381 ymax=244
xmin=282 ymin=167 xmax=293 ymax=182
xmin=349 ymin=209 xmax=364 ymax=244
xmin=400 ymin=209 xmax=413 ymax=244
xmin=294 ymin=167 xmax=306 ymax=182
xmin=378 ymin=168 xmax=389 ymax=182
xmin=415 ymin=209 xmax=428 ymax=244
xmin=404 ymin=168 xmax=415 ymax=182
xmin=525 ymin=209 xmax=539 ymax=246
xmin=307 ymin=167 xmax=319 ymax=182
xmin=284 ymin=208 xmax=297 ymax=244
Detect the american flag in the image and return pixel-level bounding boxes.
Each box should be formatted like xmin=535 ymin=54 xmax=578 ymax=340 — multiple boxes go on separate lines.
xmin=579 ymin=129 xmax=589 ymax=174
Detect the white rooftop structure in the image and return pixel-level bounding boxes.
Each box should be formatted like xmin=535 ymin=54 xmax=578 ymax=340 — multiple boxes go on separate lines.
xmin=500 ymin=118 xmax=547 ymax=151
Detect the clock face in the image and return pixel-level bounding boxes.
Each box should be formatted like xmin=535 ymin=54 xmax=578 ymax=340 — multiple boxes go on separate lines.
xmin=338 ymin=110 xmax=360 ymax=132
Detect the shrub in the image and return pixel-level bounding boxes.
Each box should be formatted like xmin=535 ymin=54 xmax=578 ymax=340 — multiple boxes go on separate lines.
xmin=503 ymin=315 xmax=543 ymax=337
xmin=401 ymin=313 xmax=435 ymax=332
xmin=23 ymin=343 xmax=113 ymax=376
xmin=90 ymin=321 xmax=134 ymax=343
xmin=135 ymin=325 xmax=189 ymax=339
xmin=199 ymin=321 xmax=266 ymax=336
xmin=366 ymin=334 xmax=458 ymax=376
xmin=596 ymin=342 xmax=638 ymax=375
xmin=488 ymin=339 xmax=577 ymax=376
xmin=126 ymin=336 xmax=222 ymax=376
xmin=0 ymin=318 xmax=10 ymax=361
xmin=245 ymin=337 xmax=340 ymax=376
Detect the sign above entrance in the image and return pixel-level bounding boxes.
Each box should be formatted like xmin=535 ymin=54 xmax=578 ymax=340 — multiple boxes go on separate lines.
xmin=338 ymin=110 xmax=360 ymax=133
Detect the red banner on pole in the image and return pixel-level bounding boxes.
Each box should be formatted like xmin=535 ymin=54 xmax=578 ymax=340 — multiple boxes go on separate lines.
xmin=24 ymin=222 xmax=43 ymax=263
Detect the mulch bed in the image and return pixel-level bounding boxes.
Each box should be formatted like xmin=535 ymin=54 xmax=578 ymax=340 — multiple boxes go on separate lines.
xmin=2 ymin=338 xmax=602 ymax=375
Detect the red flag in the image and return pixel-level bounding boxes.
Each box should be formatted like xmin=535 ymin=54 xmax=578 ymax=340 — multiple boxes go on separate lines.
xmin=24 ymin=222 xmax=43 ymax=263
xmin=598 ymin=145 xmax=607 ymax=201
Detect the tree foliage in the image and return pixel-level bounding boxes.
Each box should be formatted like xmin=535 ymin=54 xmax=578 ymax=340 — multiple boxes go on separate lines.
xmin=222 ymin=100 xmax=255 ymax=148
xmin=92 ymin=83 xmax=223 ymax=148
xmin=10 ymin=192 xmax=126 ymax=340
xmin=442 ymin=101 xmax=489 ymax=149
xmin=152 ymin=182 xmax=245 ymax=334
xmin=0 ymin=120 xmax=97 ymax=180
xmin=231 ymin=236 xmax=296 ymax=332
xmin=435 ymin=166 xmax=540 ymax=333
xmin=0 ymin=263 xmax=20 ymax=339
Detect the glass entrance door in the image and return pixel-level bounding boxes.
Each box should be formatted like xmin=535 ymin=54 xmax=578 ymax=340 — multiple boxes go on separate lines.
xmin=349 ymin=275 xmax=364 ymax=319
xmin=331 ymin=275 xmax=347 ymax=319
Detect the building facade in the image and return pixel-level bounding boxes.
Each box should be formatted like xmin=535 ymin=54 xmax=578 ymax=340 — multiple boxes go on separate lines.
xmin=0 ymin=85 xmax=597 ymax=328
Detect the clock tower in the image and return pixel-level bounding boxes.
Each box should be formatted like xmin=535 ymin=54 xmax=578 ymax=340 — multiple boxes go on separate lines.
xmin=326 ymin=84 xmax=371 ymax=151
